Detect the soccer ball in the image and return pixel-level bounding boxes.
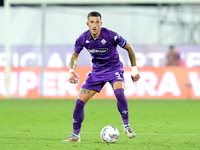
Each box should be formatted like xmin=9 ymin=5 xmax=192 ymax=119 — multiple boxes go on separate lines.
xmin=100 ymin=125 xmax=119 ymax=143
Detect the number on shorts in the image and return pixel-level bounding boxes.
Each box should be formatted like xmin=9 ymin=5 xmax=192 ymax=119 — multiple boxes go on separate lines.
xmin=115 ymin=72 xmax=122 ymax=79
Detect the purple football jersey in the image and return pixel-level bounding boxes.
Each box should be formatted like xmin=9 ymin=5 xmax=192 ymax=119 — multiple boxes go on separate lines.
xmin=74 ymin=27 xmax=127 ymax=74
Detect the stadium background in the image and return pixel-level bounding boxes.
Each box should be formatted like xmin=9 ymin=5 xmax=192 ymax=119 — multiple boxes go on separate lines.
xmin=1 ymin=2 xmax=200 ymax=150
xmin=0 ymin=0 xmax=200 ymax=99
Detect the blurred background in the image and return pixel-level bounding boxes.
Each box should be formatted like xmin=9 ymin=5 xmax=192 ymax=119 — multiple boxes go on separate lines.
xmin=0 ymin=0 xmax=200 ymax=99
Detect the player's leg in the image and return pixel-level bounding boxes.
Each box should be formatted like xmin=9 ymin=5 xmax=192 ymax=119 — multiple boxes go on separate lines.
xmin=62 ymin=89 xmax=97 ymax=142
xmin=109 ymin=69 xmax=130 ymax=127
xmin=63 ymin=71 xmax=106 ymax=142
xmin=113 ymin=81 xmax=136 ymax=139
xmin=113 ymin=81 xmax=129 ymax=125
xmin=73 ymin=88 xmax=97 ymax=135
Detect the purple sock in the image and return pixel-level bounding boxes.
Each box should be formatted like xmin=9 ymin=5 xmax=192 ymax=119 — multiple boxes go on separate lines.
xmin=73 ymin=99 xmax=86 ymax=135
xmin=114 ymin=88 xmax=129 ymax=125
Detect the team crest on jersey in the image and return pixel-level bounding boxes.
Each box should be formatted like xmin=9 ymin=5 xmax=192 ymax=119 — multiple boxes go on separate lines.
xmin=101 ymin=39 xmax=107 ymax=45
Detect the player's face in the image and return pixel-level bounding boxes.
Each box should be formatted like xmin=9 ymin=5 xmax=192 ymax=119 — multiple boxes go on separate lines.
xmin=87 ymin=16 xmax=102 ymax=37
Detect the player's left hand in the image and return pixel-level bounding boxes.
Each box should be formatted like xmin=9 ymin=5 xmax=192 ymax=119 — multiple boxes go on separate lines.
xmin=69 ymin=72 xmax=79 ymax=84
xmin=131 ymin=74 xmax=140 ymax=82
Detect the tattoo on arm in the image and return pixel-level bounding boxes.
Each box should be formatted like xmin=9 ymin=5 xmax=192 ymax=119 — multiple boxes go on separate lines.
xmin=69 ymin=58 xmax=76 ymax=69
xmin=125 ymin=43 xmax=136 ymax=66
xmin=69 ymin=52 xmax=79 ymax=70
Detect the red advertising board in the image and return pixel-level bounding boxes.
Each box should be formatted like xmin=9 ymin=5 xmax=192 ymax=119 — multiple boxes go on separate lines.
xmin=0 ymin=67 xmax=199 ymax=99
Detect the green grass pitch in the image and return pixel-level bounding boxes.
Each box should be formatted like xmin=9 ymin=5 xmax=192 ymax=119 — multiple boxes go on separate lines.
xmin=0 ymin=99 xmax=200 ymax=150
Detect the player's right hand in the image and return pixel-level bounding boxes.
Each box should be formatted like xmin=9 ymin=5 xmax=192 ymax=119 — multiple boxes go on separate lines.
xmin=69 ymin=72 xmax=79 ymax=84
xmin=131 ymin=74 xmax=140 ymax=82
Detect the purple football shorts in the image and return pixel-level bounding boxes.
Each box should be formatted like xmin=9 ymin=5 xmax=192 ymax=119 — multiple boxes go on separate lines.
xmin=81 ymin=67 xmax=124 ymax=92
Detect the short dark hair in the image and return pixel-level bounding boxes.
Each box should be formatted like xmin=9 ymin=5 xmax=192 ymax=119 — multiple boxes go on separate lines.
xmin=87 ymin=11 xmax=101 ymax=20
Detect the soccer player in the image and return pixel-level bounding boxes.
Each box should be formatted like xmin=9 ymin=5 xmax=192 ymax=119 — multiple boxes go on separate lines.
xmin=62 ymin=11 xmax=140 ymax=142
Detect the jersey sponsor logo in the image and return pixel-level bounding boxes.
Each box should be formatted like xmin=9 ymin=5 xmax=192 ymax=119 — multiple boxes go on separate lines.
xmin=101 ymin=39 xmax=107 ymax=45
xmin=87 ymin=48 xmax=108 ymax=53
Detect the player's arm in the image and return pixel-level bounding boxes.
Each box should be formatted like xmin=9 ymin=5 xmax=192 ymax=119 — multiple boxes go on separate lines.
xmin=123 ymin=42 xmax=140 ymax=82
xmin=69 ymin=51 xmax=80 ymax=84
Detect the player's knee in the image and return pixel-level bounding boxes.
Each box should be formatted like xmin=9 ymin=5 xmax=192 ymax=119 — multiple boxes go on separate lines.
xmin=114 ymin=88 xmax=126 ymax=101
